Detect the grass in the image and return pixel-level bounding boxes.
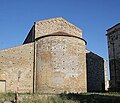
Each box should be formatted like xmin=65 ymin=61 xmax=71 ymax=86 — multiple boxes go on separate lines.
xmin=0 ymin=92 xmax=120 ymax=103
xmin=0 ymin=92 xmax=15 ymax=102
xmin=21 ymin=96 xmax=79 ymax=103
xmin=60 ymin=92 xmax=120 ymax=103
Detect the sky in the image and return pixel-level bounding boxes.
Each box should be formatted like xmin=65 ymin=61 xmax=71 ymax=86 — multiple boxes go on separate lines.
xmin=0 ymin=0 xmax=120 ymax=72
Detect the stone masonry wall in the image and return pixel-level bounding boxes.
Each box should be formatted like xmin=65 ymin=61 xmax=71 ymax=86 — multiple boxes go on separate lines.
xmin=107 ymin=24 xmax=120 ymax=91
xmin=0 ymin=17 xmax=107 ymax=93
xmin=36 ymin=32 xmax=87 ymax=93
xmin=86 ymin=50 xmax=105 ymax=92
xmin=0 ymin=43 xmax=34 ymax=93
xmin=35 ymin=17 xmax=82 ymax=39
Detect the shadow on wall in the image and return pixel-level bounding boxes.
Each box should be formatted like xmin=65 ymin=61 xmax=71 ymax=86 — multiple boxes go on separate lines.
xmin=86 ymin=51 xmax=105 ymax=92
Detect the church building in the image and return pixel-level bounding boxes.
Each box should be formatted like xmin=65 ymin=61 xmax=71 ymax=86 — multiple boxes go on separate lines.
xmin=0 ymin=17 xmax=108 ymax=93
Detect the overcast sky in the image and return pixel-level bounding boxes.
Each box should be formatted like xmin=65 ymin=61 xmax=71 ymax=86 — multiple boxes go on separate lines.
xmin=0 ymin=0 xmax=120 ymax=62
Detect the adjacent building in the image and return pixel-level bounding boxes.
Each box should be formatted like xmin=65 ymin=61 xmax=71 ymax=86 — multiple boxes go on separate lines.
xmin=0 ymin=17 xmax=108 ymax=93
xmin=106 ymin=23 xmax=120 ymax=92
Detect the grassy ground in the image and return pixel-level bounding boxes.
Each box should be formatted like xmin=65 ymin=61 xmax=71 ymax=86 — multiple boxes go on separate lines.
xmin=0 ymin=92 xmax=120 ymax=103
xmin=0 ymin=92 xmax=15 ymax=102
xmin=60 ymin=92 xmax=120 ymax=103
xmin=21 ymin=96 xmax=79 ymax=103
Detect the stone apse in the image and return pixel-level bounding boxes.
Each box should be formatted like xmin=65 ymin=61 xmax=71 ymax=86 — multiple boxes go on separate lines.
xmin=0 ymin=17 xmax=108 ymax=93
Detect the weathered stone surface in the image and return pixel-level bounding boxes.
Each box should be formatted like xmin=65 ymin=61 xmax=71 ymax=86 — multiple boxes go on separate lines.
xmin=106 ymin=23 xmax=120 ymax=91
xmin=35 ymin=17 xmax=82 ymax=39
xmin=0 ymin=43 xmax=34 ymax=93
xmin=86 ymin=50 xmax=108 ymax=92
xmin=36 ymin=32 xmax=86 ymax=93
xmin=0 ymin=17 xmax=107 ymax=93
xmin=0 ymin=80 xmax=6 ymax=92
xmin=23 ymin=17 xmax=82 ymax=45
